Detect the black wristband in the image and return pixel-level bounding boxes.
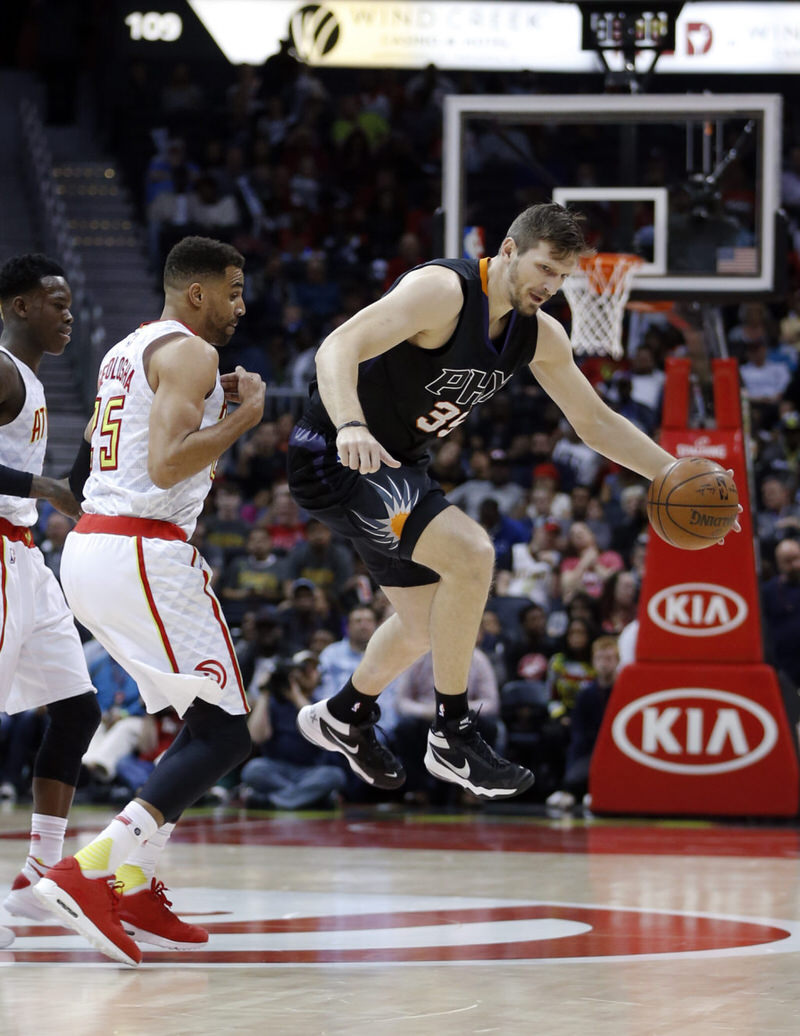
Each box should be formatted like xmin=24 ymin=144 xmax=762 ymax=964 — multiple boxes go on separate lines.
xmin=68 ymin=438 xmax=92 ymax=501
xmin=336 ymin=421 xmax=368 ymax=433
xmin=0 ymin=464 xmax=33 ymax=498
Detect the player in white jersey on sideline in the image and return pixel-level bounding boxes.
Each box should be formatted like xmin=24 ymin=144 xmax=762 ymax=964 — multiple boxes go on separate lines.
xmin=0 ymin=254 xmax=102 ymax=950
xmin=33 ymin=237 xmax=265 ymax=966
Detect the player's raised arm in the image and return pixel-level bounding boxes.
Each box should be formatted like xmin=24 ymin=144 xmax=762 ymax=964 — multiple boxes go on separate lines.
xmin=315 ymin=265 xmax=463 ymax=473
xmin=147 ymin=337 xmax=264 ymax=488
xmin=530 ymin=312 xmax=674 ymax=480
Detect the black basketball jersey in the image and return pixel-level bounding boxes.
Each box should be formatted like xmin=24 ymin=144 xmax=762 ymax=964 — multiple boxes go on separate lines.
xmin=304 ymin=257 xmax=539 ymax=462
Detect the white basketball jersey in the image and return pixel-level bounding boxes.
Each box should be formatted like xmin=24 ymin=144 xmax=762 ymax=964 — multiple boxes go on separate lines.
xmin=81 ymin=319 xmax=226 ymax=536
xmin=0 ymin=346 xmax=47 ymax=527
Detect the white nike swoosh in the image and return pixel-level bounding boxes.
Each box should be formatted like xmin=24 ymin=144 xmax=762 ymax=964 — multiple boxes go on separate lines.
xmin=433 ymin=748 xmax=470 ymax=778
xmin=325 ymin=726 xmax=360 ymax=757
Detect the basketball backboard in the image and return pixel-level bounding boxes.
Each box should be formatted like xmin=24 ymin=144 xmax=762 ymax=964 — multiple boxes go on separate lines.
xmin=442 ymin=93 xmax=782 ymax=301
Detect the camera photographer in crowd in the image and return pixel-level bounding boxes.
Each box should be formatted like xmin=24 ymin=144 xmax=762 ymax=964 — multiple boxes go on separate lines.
xmin=238 ymin=652 xmax=347 ymax=810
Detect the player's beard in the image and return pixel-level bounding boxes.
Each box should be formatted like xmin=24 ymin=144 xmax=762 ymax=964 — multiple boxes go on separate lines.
xmin=507 ymin=258 xmax=538 ymax=316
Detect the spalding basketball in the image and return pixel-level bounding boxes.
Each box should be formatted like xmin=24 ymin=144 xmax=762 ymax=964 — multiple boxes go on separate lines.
xmin=646 ymin=457 xmax=739 ymax=550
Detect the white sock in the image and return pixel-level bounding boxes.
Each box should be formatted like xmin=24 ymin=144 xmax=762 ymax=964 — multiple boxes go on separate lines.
xmin=118 ymin=822 xmax=176 ymax=892
xmin=74 ymin=801 xmax=159 ymax=879
xmin=28 ymin=813 xmax=68 ymax=868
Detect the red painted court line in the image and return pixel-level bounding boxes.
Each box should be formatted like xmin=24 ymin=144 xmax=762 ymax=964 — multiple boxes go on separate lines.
xmin=164 ymin=816 xmax=800 ymax=859
xmin=2 ymin=815 xmax=799 ymax=857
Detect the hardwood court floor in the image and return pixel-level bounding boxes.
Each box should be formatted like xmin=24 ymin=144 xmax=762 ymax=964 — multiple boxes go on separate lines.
xmin=1 ymin=803 xmax=799 ymax=1035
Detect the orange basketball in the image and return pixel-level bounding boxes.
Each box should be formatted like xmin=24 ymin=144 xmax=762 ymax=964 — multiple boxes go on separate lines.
xmin=646 ymin=457 xmax=739 ymax=550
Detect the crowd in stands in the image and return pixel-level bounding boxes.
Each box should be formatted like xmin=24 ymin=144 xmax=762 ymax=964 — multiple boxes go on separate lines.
xmin=5 ymin=53 xmax=800 ymax=814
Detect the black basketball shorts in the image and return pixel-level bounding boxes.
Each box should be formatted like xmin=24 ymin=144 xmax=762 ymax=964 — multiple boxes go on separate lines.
xmin=287 ymin=420 xmax=450 ymax=588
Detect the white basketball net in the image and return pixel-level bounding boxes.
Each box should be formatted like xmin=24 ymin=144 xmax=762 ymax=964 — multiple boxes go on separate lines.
xmin=561 ymin=253 xmax=644 ymax=360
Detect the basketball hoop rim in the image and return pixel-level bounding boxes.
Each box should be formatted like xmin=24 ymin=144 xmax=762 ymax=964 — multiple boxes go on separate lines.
xmin=578 ymin=252 xmax=646 ymax=274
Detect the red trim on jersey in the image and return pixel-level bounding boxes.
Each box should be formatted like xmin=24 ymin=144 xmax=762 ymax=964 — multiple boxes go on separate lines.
xmin=138 ymin=319 xmax=198 ymax=336
xmin=194 ymin=548 xmax=248 ymax=711
xmin=135 ymin=537 xmax=180 ymax=673
xmin=0 ymin=518 xmax=34 ymax=547
xmin=0 ymin=541 xmax=7 ymax=654
xmin=75 ymin=514 xmax=187 ymax=541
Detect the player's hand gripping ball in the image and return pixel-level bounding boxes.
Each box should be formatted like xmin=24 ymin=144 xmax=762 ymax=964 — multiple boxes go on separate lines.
xmin=646 ymin=457 xmax=739 ymax=550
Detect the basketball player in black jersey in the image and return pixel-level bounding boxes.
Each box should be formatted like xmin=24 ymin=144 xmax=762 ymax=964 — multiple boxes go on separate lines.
xmin=288 ymin=203 xmax=676 ymax=799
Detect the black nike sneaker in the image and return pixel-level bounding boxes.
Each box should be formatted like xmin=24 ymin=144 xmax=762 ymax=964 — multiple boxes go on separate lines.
xmin=296 ymin=699 xmax=406 ymax=790
xmin=424 ymin=711 xmax=535 ymax=799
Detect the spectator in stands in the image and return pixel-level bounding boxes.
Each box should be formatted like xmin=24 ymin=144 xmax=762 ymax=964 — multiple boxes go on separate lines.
xmin=505 ymin=602 xmax=559 ymax=684
xmin=40 ymin=510 xmax=73 ymax=583
xmin=382 ymin=231 xmax=425 ymax=291
xmin=756 ymin=474 xmax=800 ymax=555
xmin=598 ymin=570 xmax=639 ymax=634
xmin=447 ymin=449 xmax=526 ymax=519
xmin=238 ymin=652 xmax=347 ymax=810
xmin=762 ymin=537 xmax=800 ymax=688
xmin=526 ymin=462 xmax=571 ymax=524
xmin=219 ymin=526 xmax=287 ymax=627
xmin=603 ymin=369 xmax=657 ymax=436
xmin=161 ymin=62 xmax=204 ymax=118
xmin=284 ymin=517 xmax=354 ymax=605
xmin=728 ymin=302 xmax=778 ymax=363
xmin=187 ymin=174 xmax=242 ymax=240
xmin=264 ymin=484 xmax=306 ymax=554
xmin=609 ymin=483 xmax=650 ymax=561
xmin=477 ymin=608 xmax=511 ymax=688
xmin=546 ymin=617 xmax=596 ymax=717
xmin=477 ymin=497 xmax=530 ymax=572
xmin=628 ymin=342 xmax=665 ymax=416
xmin=148 ymin=164 xmax=195 ymax=270
xmin=560 ymin=522 xmax=624 ymax=600
xmin=238 ymin=606 xmax=285 ymax=697
xmin=291 ymin=253 xmax=342 ymax=323
xmin=114 ymin=709 xmax=183 ymax=800
xmin=545 ymin=635 xmax=619 ymax=812
xmin=314 ymin=606 xmax=378 ymax=703
xmin=568 ymin=483 xmax=611 ymax=550
xmin=552 ymin=423 xmax=604 ymax=490
xmin=500 ymin=522 xmax=560 ymax=608
xmin=392 ymin=637 xmax=500 ymax=804
xmin=740 ymin=339 xmax=791 ymax=421
xmin=144 ymin=137 xmax=199 ymax=209
xmin=278 ymin=579 xmax=341 ymax=655
xmin=81 ymin=644 xmax=146 ymax=794
xmin=232 ymin=422 xmax=287 ymax=500
xmin=204 ymin=482 xmax=251 ymax=564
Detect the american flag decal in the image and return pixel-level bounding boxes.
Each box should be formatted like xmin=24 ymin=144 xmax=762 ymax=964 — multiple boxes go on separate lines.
xmin=716 ymin=247 xmax=758 ymax=274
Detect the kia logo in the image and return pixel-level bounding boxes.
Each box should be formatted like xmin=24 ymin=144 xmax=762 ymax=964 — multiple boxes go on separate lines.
xmin=647 ymin=582 xmax=748 ymax=637
xmin=612 ymin=688 xmax=778 ymax=775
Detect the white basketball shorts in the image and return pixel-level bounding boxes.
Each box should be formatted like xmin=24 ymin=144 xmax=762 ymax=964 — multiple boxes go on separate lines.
xmin=0 ymin=523 xmax=93 ymax=714
xmin=61 ymin=515 xmax=248 ymax=718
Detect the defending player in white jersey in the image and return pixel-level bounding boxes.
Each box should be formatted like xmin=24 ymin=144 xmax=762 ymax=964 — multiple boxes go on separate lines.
xmin=0 ymin=254 xmax=102 ymax=950
xmin=33 ymin=237 xmax=265 ymax=966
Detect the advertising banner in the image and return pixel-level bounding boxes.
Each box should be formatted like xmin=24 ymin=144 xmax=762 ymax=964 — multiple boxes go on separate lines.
xmin=184 ymin=1 xmax=800 ymax=73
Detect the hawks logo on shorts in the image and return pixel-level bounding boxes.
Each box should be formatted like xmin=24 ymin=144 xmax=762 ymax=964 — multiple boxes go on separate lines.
xmin=195 ymin=659 xmax=228 ymax=688
xmin=352 ymin=476 xmax=420 ymax=550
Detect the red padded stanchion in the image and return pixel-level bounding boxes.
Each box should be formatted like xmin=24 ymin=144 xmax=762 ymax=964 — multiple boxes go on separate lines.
xmin=590 ymin=357 xmax=799 ymax=816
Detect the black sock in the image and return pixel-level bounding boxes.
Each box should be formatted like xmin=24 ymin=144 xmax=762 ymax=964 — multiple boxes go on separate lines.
xmin=433 ymin=689 xmax=469 ymax=728
xmin=327 ymin=678 xmax=379 ymax=725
